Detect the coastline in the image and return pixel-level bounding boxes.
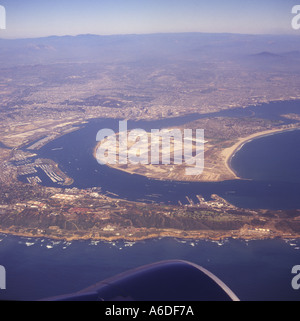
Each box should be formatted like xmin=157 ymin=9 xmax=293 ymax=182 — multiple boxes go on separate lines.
xmin=5 ymin=104 xmax=300 ymax=244
xmin=222 ymin=126 xmax=300 ymax=180
xmin=94 ymin=125 xmax=300 ymax=183
xmin=0 ymin=226 xmax=299 ymax=243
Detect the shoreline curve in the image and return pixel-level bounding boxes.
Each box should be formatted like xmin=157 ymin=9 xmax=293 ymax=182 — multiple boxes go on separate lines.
xmin=94 ymin=125 xmax=300 ymax=183
xmin=222 ymin=126 xmax=300 ymax=181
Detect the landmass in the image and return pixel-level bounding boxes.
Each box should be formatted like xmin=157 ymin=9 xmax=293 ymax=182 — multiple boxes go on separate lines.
xmin=1 ymin=119 xmax=300 ymax=242
xmin=94 ymin=117 xmax=299 ymax=182
xmin=1 ymin=33 xmax=300 ymax=242
xmin=0 ymin=181 xmax=300 ymax=242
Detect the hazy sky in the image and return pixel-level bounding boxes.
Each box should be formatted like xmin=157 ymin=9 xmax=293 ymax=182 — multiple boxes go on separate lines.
xmin=0 ymin=0 xmax=299 ymax=38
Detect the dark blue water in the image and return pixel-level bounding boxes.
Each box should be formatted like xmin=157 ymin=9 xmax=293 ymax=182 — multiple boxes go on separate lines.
xmin=231 ymin=129 xmax=300 ymax=183
xmin=0 ymin=234 xmax=299 ymax=301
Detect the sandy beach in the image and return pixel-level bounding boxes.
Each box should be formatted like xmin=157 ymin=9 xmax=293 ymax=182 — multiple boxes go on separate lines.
xmin=94 ymin=125 xmax=300 ymax=183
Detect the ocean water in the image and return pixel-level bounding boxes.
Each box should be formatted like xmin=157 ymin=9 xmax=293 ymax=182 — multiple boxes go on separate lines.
xmin=0 ymin=234 xmax=299 ymax=301
xmin=231 ymin=129 xmax=300 ymax=184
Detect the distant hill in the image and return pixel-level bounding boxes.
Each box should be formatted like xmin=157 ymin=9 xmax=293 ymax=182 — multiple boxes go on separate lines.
xmin=252 ymin=51 xmax=283 ymax=58
xmin=0 ymin=33 xmax=300 ymax=67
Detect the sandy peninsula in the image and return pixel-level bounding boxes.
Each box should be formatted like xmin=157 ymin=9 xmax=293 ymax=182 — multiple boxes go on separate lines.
xmin=94 ymin=124 xmax=299 ymax=183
